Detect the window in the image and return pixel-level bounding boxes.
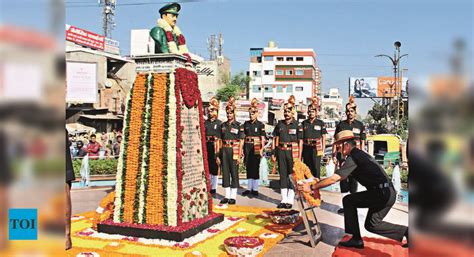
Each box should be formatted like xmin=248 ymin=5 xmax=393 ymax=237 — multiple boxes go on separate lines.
xmin=264 ymin=85 xmax=273 ymax=93
xmin=276 ymin=85 xmax=283 ymax=92
xmin=252 ymin=70 xmax=261 ymax=77
xmin=295 ymin=70 xmax=304 ymax=76
xmin=286 ymin=57 xmax=294 ymax=61
xmin=296 ymin=86 xmax=304 ymax=92
xmin=286 ymin=84 xmax=293 ymax=93
xmin=264 ymin=70 xmax=274 ymax=75
xmin=264 ymin=56 xmax=273 ymax=61
xmin=276 ymin=57 xmax=284 ymax=61
xmin=286 ymin=70 xmax=293 ymax=75
xmin=275 ymin=70 xmax=284 ymax=75
xmin=296 ymin=57 xmax=304 ymax=61
xmin=252 ymin=85 xmax=261 ymax=93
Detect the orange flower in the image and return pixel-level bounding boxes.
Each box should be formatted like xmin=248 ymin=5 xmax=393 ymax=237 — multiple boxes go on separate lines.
xmin=292 ymin=160 xmax=321 ymax=207
xmin=146 ymin=74 xmax=168 ymax=225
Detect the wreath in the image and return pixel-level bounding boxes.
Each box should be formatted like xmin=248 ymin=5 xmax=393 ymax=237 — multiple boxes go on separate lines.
xmin=292 ymin=160 xmax=321 ymax=207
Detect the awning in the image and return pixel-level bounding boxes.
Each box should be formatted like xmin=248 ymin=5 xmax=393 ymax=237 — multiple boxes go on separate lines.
xmin=80 ymin=113 xmax=122 ymax=120
xmin=66 ymin=123 xmax=96 ymax=134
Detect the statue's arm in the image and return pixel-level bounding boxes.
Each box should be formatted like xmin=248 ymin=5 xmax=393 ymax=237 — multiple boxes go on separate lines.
xmin=150 ymin=27 xmax=169 ymax=53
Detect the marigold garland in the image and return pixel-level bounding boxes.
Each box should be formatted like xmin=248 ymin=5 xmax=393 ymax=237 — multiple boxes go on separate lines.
xmin=162 ymin=76 xmax=171 ymax=225
xmin=145 ymin=73 xmax=168 ymax=225
xmin=123 ymin=74 xmax=148 ymax=223
xmin=292 ymin=160 xmax=321 ymax=207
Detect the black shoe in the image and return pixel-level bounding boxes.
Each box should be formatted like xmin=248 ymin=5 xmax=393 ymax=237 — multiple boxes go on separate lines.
xmin=277 ymin=203 xmax=286 ymax=209
xmin=220 ymin=198 xmax=229 ymax=204
xmin=402 ymin=242 xmax=409 ymax=248
xmin=228 ymin=199 xmax=236 ymax=205
xmin=210 ymin=189 xmax=216 ymax=194
xmin=337 ymin=208 xmax=344 ymax=214
xmin=402 ymin=229 xmax=409 ymax=248
xmin=251 ymin=190 xmax=259 ymax=196
xmin=242 ymin=190 xmax=251 ymax=196
xmin=338 ymin=238 xmax=364 ymax=249
xmin=284 ymin=203 xmax=292 ymax=209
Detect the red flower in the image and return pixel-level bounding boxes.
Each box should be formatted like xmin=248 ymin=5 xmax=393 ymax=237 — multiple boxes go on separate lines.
xmin=185 ymin=194 xmax=191 ymax=200
xmin=177 ymin=34 xmax=186 ymax=45
xmin=190 ymin=201 xmax=195 ymax=206
xmin=174 ymin=242 xmax=190 ymax=248
xmin=165 ymin=31 xmax=174 ymax=42
xmin=207 ymin=228 xmax=220 ymax=233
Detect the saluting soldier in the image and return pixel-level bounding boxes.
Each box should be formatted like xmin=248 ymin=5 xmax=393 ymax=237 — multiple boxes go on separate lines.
xmin=242 ymin=98 xmax=266 ymax=197
xmin=299 ymin=97 xmax=327 ymax=179
xmin=332 ymin=96 xmax=366 ymax=213
xmin=205 ymin=97 xmax=222 ymax=195
xmin=272 ymin=95 xmax=302 ymax=209
xmin=220 ymin=96 xmax=244 ymax=205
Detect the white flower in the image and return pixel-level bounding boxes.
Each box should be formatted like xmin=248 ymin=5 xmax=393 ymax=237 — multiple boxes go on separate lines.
xmin=76 ymin=252 xmax=99 ymax=257
xmin=191 ymin=251 xmax=203 ymax=256
xmin=108 ymin=242 xmax=120 ymax=247
xmin=71 ymin=216 xmax=84 ymax=221
xmin=167 ymin=71 xmax=178 ymax=226
xmin=95 ymin=207 xmax=104 ymax=214
xmin=236 ymin=228 xmax=247 ymax=233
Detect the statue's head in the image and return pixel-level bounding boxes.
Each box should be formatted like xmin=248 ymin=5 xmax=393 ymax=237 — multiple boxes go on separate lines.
xmin=159 ymin=2 xmax=181 ymax=28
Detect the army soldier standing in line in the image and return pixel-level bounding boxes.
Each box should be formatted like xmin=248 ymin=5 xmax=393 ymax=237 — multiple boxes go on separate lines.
xmin=242 ymin=98 xmax=266 ymax=197
xmin=332 ymin=96 xmax=366 ymax=213
xmin=272 ymin=95 xmax=302 ymax=209
xmin=205 ymin=97 xmax=222 ymax=195
xmin=299 ymin=97 xmax=327 ymax=179
xmin=220 ymin=97 xmax=244 ymax=205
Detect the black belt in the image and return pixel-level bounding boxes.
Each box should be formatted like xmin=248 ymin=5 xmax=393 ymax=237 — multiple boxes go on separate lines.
xmin=279 ymin=142 xmax=296 ymax=148
xmin=369 ymin=182 xmax=393 ymax=190
xmin=206 ymin=136 xmax=217 ymax=142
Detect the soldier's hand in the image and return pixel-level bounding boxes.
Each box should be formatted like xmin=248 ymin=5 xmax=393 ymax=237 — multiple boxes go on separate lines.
xmin=297 ymin=183 xmax=312 ymax=193
xmin=271 ymin=155 xmax=276 ymax=162
xmin=216 ymin=157 xmax=221 ymax=166
xmin=259 ymin=149 xmax=264 ymax=157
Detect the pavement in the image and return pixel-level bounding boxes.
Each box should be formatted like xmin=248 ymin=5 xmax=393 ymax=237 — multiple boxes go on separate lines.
xmin=71 ymin=185 xmax=408 ymax=257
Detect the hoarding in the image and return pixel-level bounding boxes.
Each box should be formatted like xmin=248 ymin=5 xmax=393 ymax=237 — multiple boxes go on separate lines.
xmin=349 ymin=77 xmax=408 ymax=98
xmin=66 ymin=61 xmax=98 ymax=103
xmin=66 ymin=24 xmax=105 ymax=50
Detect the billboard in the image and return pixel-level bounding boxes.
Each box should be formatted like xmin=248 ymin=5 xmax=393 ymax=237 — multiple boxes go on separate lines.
xmin=349 ymin=77 xmax=408 ymax=98
xmin=66 ymin=24 xmax=105 ymax=50
xmin=66 ymin=61 xmax=98 ymax=103
xmin=218 ymin=100 xmax=268 ymax=123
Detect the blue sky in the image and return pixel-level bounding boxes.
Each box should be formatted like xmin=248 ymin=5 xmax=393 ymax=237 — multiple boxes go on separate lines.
xmin=2 ymin=0 xmax=471 ymax=116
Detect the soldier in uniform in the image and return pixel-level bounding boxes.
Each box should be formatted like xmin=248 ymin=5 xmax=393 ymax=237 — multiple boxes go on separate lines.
xmin=299 ymin=97 xmax=327 ymax=179
xmin=299 ymin=131 xmax=408 ymax=249
xmin=242 ymin=98 xmax=266 ymax=197
xmin=220 ymin=97 xmax=244 ymax=205
xmin=272 ymin=95 xmax=302 ymax=209
xmin=205 ymin=97 xmax=222 ymax=195
xmin=332 ymin=96 xmax=366 ymax=213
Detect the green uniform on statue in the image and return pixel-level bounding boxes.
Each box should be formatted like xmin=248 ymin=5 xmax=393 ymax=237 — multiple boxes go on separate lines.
xmin=150 ymin=2 xmax=189 ymax=54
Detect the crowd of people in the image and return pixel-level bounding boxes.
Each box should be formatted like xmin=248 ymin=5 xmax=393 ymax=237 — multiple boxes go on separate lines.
xmin=68 ymin=130 xmax=122 ymax=159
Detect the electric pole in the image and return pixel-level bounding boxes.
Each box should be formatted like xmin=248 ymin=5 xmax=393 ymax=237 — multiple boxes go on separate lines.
xmin=100 ymin=0 xmax=117 ymax=38
xmin=207 ymin=34 xmax=217 ymax=61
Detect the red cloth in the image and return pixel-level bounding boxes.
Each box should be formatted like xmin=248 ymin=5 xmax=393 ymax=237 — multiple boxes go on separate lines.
xmin=333 ymin=236 xmax=407 ymax=257
xmin=86 ymin=142 xmax=101 ymax=159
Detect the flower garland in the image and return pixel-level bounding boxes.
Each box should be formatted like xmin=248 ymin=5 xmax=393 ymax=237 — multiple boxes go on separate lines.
xmin=162 ymin=75 xmax=171 ymax=225
xmin=134 ymin=74 xmax=153 ymax=223
xmin=224 ymin=236 xmax=264 ymax=249
xmin=122 ymin=74 xmax=148 ymax=223
xmin=292 ymin=160 xmax=321 ymax=207
xmin=157 ymin=19 xmax=189 ymax=54
xmin=166 ymin=72 xmax=178 ymax=226
xmin=145 ymin=73 xmax=168 ymax=225
xmin=175 ymin=68 xmax=200 ymax=108
xmin=113 ymin=74 xmax=135 ymax=222
xmin=174 ymin=70 xmax=184 ymax=226
xmin=137 ymin=74 xmax=154 ymax=224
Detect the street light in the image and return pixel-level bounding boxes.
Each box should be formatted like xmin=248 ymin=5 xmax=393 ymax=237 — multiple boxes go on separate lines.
xmin=375 ymin=41 xmax=408 ymax=130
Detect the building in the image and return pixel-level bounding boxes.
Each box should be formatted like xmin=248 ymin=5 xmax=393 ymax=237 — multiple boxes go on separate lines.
xmin=321 ymin=88 xmax=344 ymax=120
xmin=66 ymin=25 xmax=137 ymax=132
xmin=196 ymin=57 xmax=231 ymax=102
xmin=248 ymin=41 xmax=321 ymax=105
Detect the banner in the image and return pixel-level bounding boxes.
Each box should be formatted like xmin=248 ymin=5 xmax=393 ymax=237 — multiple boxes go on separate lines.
xmin=66 ymin=24 xmax=105 ymax=50
xmin=66 ymin=62 xmax=98 ymax=103
xmin=349 ymin=77 xmax=408 ymax=98
xmin=104 ymin=38 xmax=120 ymax=55
xmin=218 ymin=100 xmax=268 ymax=123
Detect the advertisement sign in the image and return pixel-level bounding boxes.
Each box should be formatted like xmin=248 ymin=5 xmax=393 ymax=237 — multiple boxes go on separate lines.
xmin=66 ymin=62 xmax=98 ymax=103
xmin=104 ymin=38 xmax=120 ymax=55
xmin=218 ymin=100 xmax=268 ymax=123
xmin=66 ymin=24 xmax=105 ymax=50
xmin=349 ymin=77 xmax=408 ymax=98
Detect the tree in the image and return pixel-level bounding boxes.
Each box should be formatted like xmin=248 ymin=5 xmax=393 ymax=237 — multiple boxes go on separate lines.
xmin=368 ymin=103 xmax=386 ymax=122
xmin=324 ymin=107 xmax=336 ymax=119
xmin=216 ymin=84 xmax=241 ymax=101
xmin=230 ymin=71 xmax=250 ymax=91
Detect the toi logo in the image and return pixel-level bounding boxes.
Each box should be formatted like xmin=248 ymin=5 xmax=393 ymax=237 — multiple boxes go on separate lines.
xmin=9 ymin=209 xmax=38 ymax=240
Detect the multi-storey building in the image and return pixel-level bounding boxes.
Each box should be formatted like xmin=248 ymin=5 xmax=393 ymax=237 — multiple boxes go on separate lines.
xmin=248 ymin=41 xmax=321 ymax=105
